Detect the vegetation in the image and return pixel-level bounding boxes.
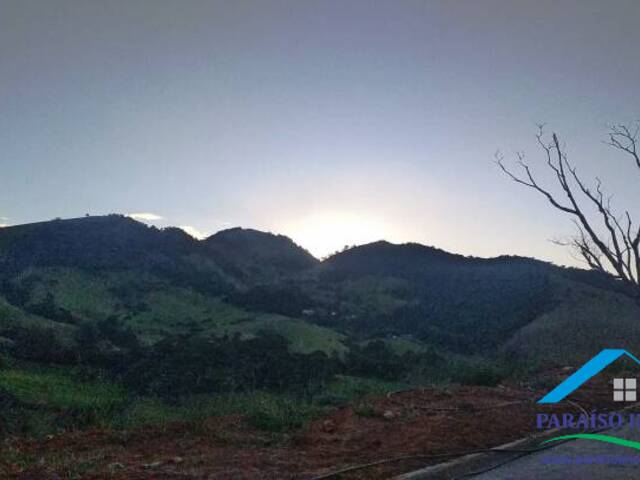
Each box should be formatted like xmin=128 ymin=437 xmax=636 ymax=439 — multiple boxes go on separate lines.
xmin=0 ymin=215 xmax=637 ymax=440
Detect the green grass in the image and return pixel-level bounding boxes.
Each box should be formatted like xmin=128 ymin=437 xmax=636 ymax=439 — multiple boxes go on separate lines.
xmin=326 ymin=375 xmax=410 ymax=399
xmin=0 ymin=366 xmax=127 ymax=436
xmin=0 ymin=295 xmax=74 ymax=335
xmin=341 ymin=277 xmax=411 ymax=316
xmin=8 ymin=267 xmax=252 ymax=342
xmin=116 ymin=379 xmax=405 ymax=432
xmin=0 ymin=368 xmax=126 ymax=412
xmin=115 ymin=391 xmax=322 ymax=433
xmin=215 ymin=315 xmax=349 ymax=357
xmin=29 ymin=267 xmax=245 ymax=326
xmin=27 ymin=267 xmax=120 ymax=320
xmin=2 ymin=267 xmax=348 ymax=357
xmin=0 ymin=366 xmax=327 ymax=434
xmin=115 ymin=397 xmax=182 ymax=427
xmin=0 ymin=364 xmax=416 ymax=439
xmin=325 ymin=376 xmax=411 ymax=420
xmin=128 ymin=289 xmax=250 ymax=341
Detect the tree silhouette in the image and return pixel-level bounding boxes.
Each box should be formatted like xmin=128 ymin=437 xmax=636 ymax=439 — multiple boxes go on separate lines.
xmin=497 ymin=123 xmax=640 ymax=295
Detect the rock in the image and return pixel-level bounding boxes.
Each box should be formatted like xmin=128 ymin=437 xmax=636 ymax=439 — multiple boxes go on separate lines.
xmin=322 ymin=420 xmax=336 ymax=433
xmin=383 ymin=410 xmax=395 ymax=420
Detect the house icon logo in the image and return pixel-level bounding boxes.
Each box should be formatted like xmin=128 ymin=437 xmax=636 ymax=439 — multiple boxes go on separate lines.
xmin=539 ymin=349 xmax=640 ymax=404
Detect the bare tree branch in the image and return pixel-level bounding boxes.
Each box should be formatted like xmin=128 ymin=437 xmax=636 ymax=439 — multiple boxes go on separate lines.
xmin=497 ymin=124 xmax=640 ymax=294
xmin=605 ymin=122 xmax=640 ymax=170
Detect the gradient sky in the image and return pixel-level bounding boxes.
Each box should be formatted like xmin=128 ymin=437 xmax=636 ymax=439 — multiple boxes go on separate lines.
xmin=2 ymin=1 xmax=640 ymax=263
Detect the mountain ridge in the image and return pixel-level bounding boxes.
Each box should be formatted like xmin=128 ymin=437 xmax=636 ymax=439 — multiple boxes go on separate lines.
xmin=0 ymin=215 xmax=557 ymax=269
xmin=0 ymin=214 xmax=635 ymax=367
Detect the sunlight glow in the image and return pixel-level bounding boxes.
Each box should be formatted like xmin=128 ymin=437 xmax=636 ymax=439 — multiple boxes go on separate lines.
xmin=127 ymin=212 xmax=163 ymax=222
xmin=285 ymin=212 xmax=396 ymax=259
xmin=179 ymin=225 xmax=208 ymax=239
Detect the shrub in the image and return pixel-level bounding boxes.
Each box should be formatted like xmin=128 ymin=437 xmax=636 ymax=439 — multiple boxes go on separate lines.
xmin=10 ymin=327 xmax=75 ymax=364
xmin=456 ymin=364 xmax=505 ymax=387
xmin=245 ymin=397 xmax=314 ymax=432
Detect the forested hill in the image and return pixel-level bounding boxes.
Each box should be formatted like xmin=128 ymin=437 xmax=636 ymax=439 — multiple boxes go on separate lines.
xmin=204 ymin=227 xmax=318 ymax=283
xmin=0 ymin=215 xmax=315 ymax=288
xmin=0 ymin=214 xmax=637 ymax=369
xmin=0 ymin=215 xmax=196 ymax=270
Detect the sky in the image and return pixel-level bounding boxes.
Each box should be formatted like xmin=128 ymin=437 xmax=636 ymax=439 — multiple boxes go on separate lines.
xmin=2 ymin=1 xmax=640 ymax=263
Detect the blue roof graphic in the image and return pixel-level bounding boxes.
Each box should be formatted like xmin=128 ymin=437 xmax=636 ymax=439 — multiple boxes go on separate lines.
xmin=538 ymin=349 xmax=640 ymax=404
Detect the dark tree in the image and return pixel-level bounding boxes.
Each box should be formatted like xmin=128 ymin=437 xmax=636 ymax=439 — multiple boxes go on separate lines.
xmin=497 ymin=124 xmax=640 ymax=295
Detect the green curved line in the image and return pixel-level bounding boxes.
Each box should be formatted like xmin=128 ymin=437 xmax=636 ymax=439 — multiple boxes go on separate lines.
xmin=542 ymin=434 xmax=640 ymax=451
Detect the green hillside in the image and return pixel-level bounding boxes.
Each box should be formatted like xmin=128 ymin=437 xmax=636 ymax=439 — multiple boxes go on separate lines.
xmin=1 ymin=214 xmax=638 ymax=443
xmin=503 ymin=275 xmax=640 ymax=367
xmin=0 ymin=215 xmax=638 ymax=390
xmin=0 ymin=265 xmax=345 ymax=355
xmin=1 ymin=215 xmax=637 ymax=365
xmin=214 ymin=314 xmax=349 ymax=357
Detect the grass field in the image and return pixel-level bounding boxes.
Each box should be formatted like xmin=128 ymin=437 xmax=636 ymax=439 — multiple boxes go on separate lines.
xmin=27 ymin=267 xmax=121 ymax=320
xmin=0 ymin=368 xmax=126 ymax=411
xmin=214 ymin=314 xmax=349 ymax=357
xmin=0 ymin=361 xmax=409 ymax=438
xmin=3 ymin=268 xmax=350 ymax=356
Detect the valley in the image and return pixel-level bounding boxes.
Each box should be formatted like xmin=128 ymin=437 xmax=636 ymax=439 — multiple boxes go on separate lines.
xmin=0 ymin=215 xmax=637 ymax=478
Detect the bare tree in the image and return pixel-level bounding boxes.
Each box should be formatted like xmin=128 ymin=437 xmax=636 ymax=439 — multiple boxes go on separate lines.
xmin=496 ymin=123 xmax=640 ymax=294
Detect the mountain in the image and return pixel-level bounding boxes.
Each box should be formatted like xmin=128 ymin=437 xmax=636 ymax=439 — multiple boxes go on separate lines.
xmin=204 ymin=227 xmax=318 ymax=283
xmin=0 ymin=214 xmax=637 ymax=368
xmin=0 ymin=216 xmax=336 ymax=353
xmin=305 ymin=241 xmax=558 ymax=352
xmin=0 ymin=215 xmax=196 ymax=270
xmin=317 ymin=240 xmax=545 ymax=279
xmin=0 ymin=216 xmax=316 ymax=290
xmin=317 ymin=240 xmax=466 ymax=279
xmin=0 ymin=215 xmax=233 ymax=299
xmin=504 ymin=276 xmax=640 ymax=366
xmin=315 ymin=243 xmax=640 ymax=363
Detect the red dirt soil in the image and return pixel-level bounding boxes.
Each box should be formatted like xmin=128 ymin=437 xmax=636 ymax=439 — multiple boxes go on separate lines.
xmin=0 ymin=379 xmax=618 ymax=480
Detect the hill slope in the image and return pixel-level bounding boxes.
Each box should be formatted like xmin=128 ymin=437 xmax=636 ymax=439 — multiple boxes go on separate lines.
xmin=306 ymin=242 xmax=558 ymax=352
xmin=204 ymin=227 xmax=318 ymax=283
xmin=0 ymin=215 xmax=637 ymax=367
xmin=0 ymin=217 xmax=340 ymax=353
xmin=504 ymin=275 xmax=640 ymax=366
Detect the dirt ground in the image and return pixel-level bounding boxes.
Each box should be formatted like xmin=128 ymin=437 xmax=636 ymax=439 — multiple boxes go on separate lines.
xmin=0 ymin=376 xmax=619 ymax=480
